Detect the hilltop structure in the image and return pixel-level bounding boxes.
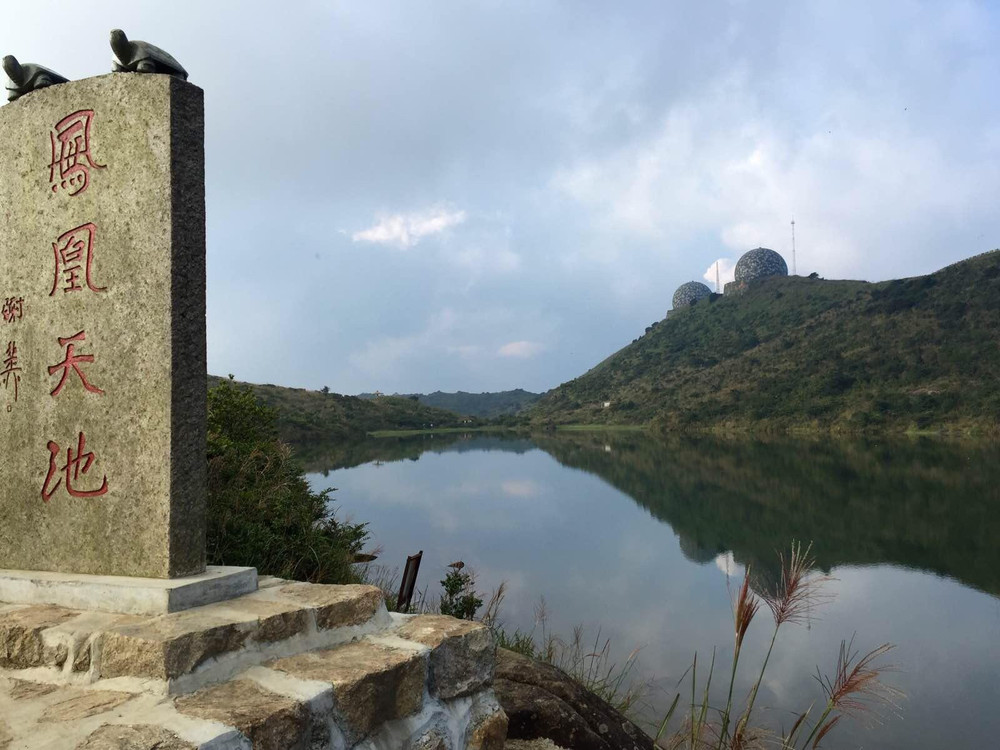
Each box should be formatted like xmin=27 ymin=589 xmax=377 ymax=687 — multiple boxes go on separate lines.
xmin=667 ymin=280 xmax=713 ymax=317
xmin=725 ymin=246 xmax=788 ymax=295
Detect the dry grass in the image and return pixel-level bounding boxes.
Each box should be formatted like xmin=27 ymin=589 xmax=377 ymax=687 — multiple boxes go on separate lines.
xmin=656 ymin=542 xmax=899 ymax=750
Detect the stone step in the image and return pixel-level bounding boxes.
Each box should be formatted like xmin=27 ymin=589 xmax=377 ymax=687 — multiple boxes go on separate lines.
xmin=0 ymin=611 xmax=507 ymax=749
xmin=0 ymin=583 xmax=389 ymax=694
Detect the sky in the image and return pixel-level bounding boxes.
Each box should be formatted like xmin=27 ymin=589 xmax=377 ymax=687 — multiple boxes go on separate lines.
xmin=3 ymin=1 xmax=999 ymax=394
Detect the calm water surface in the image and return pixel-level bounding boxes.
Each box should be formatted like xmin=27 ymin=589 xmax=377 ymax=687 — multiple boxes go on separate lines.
xmin=307 ymin=433 xmax=1000 ymax=749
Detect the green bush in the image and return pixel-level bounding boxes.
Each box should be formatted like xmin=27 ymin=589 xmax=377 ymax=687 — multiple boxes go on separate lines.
xmin=206 ymin=378 xmax=369 ymax=584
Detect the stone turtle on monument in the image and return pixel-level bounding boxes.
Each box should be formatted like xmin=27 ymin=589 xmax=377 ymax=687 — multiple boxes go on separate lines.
xmin=110 ymin=28 xmax=189 ymax=79
xmin=2 ymin=55 xmax=69 ymax=102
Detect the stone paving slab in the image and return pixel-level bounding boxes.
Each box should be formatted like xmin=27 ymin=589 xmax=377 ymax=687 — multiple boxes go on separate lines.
xmin=396 ymin=615 xmax=495 ymax=700
xmin=270 ymin=637 xmax=427 ymax=745
xmin=0 ymin=583 xmax=388 ymax=689
xmin=174 ymin=678 xmax=308 ymax=750
xmin=0 ymin=584 xmax=505 ymax=748
xmin=0 ymin=605 xmax=78 ymax=670
xmin=271 ymin=583 xmax=384 ymax=631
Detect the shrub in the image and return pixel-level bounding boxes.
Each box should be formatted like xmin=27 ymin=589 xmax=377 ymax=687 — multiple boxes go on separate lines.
xmin=206 ymin=378 xmax=369 ymax=584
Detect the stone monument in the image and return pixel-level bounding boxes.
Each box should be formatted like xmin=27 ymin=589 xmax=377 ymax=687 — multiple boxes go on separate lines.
xmin=0 ymin=73 xmax=254 ymax=612
xmin=0 ymin=56 xmax=506 ymax=750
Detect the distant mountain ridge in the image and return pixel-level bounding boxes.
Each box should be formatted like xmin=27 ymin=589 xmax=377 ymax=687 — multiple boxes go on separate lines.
xmin=357 ymin=389 xmax=542 ymax=418
xmin=208 ymin=376 xmax=468 ymax=445
xmin=531 ymin=250 xmax=1000 ymax=434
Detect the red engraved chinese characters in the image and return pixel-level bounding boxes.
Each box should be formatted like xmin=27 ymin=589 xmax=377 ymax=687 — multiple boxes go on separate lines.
xmin=2 ymin=341 xmax=21 ymax=407
xmin=49 ymin=110 xmax=106 ymax=196
xmin=48 ymin=330 xmax=104 ymax=397
xmin=51 ymin=223 xmax=106 ymax=296
xmin=2 ymin=297 xmax=24 ymax=324
xmin=42 ymin=432 xmax=109 ymax=502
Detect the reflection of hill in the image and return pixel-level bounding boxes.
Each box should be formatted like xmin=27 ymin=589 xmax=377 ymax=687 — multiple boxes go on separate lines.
xmin=531 ymin=433 xmax=1000 ymax=596
xmin=298 ymin=433 xmax=537 ymax=473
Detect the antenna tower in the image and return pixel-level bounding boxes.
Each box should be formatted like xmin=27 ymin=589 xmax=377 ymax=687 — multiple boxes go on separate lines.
xmin=715 ymin=261 xmax=721 ymax=293
xmin=791 ymin=219 xmax=797 ymax=275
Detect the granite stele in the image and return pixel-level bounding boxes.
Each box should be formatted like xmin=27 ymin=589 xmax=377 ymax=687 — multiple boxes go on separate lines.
xmin=0 ymin=74 xmax=254 ymax=614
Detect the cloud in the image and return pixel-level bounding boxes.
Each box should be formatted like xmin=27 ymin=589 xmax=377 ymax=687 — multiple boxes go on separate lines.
xmin=703 ymin=258 xmax=736 ymax=289
xmin=352 ymin=206 xmax=467 ymax=249
xmin=497 ymin=341 xmax=545 ymax=359
xmin=501 ymin=480 xmax=540 ymax=498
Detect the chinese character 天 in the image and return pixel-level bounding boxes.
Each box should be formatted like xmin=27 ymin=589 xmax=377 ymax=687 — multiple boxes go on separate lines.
xmin=48 ymin=330 xmax=104 ymax=397
xmin=49 ymin=110 xmax=105 ymax=196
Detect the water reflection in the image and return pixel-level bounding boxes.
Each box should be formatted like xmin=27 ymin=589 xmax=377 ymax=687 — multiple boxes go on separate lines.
xmin=305 ymin=432 xmax=1000 ymax=749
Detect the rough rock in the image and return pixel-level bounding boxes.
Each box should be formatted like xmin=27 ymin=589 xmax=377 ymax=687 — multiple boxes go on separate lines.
xmin=494 ymin=648 xmax=654 ymax=750
xmin=276 ymin=583 xmax=384 ymax=629
xmin=214 ymin=594 xmax=312 ymax=643
xmin=9 ymin=679 xmax=59 ymax=701
xmin=75 ymin=723 xmax=196 ymax=749
xmin=270 ymin=638 xmax=425 ymax=744
xmin=467 ymin=707 xmax=508 ymax=750
xmin=0 ymin=605 xmax=76 ymax=669
xmin=41 ymin=690 xmax=134 ymax=722
xmin=100 ymin=609 xmax=254 ymax=680
xmin=396 ymin=614 xmax=495 ymax=699
xmin=407 ymin=725 xmax=451 ymax=750
xmin=506 ymin=741 xmax=568 ymax=750
xmin=174 ymin=678 xmax=308 ymax=750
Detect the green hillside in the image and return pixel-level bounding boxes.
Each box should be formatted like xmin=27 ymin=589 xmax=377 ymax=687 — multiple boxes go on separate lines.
xmin=532 ymin=250 xmax=1000 ymax=434
xmin=359 ymin=389 xmax=542 ymax=417
xmin=207 ymin=376 xmax=469 ymax=445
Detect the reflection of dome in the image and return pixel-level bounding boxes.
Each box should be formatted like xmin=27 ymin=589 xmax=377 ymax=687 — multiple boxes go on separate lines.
xmin=734 ymin=247 xmax=788 ymax=282
xmin=679 ymin=534 xmax=723 ymax=564
xmin=672 ymin=281 xmax=713 ymax=309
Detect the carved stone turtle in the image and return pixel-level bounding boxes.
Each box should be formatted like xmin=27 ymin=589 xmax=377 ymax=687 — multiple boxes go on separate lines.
xmin=110 ymin=29 xmax=188 ymax=80
xmin=3 ymin=55 xmax=69 ymax=102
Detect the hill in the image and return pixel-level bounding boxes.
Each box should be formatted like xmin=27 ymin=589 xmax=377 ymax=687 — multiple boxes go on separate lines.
xmin=531 ymin=250 xmax=1000 ymax=434
xmin=357 ymin=389 xmax=542 ymax=418
xmin=208 ymin=376 xmax=470 ymax=444
xmin=531 ymin=431 xmax=1000 ymax=596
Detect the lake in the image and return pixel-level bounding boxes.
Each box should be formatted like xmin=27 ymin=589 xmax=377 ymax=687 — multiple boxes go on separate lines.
xmin=306 ymin=431 xmax=1000 ymax=748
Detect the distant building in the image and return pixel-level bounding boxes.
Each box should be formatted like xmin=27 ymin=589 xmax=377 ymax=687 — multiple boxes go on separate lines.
xmin=672 ymin=281 xmax=713 ymax=309
xmin=725 ymin=247 xmax=788 ymax=295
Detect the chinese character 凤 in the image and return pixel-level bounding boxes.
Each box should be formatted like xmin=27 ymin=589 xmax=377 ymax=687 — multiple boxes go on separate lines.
xmin=48 ymin=330 xmax=104 ymax=397
xmin=1 ymin=341 xmax=21 ymax=403
xmin=2 ymin=297 xmax=24 ymax=324
xmin=49 ymin=110 xmax=105 ymax=196
xmin=51 ymin=223 xmax=106 ymax=296
xmin=42 ymin=432 xmax=109 ymax=502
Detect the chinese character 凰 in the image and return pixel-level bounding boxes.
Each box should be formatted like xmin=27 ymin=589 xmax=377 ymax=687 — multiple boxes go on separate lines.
xmin=51 ymin=223 xmax=106 ymax=296
xmin=48 ymin=330 xmax=104 ymax=397
xmin=1 ymin=341 xmax=21 ymax=403
xmin=49 ymin=110 xmax=105 ymax=196
xmin=2 ymin=297 xmax=24 ymax=324
xmin=41 ymin=432 xmax=109 ymax=502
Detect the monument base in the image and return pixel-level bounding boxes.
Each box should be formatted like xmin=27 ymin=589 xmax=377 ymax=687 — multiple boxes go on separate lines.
xmin=0 ymin=565 xmax=257 ymax=616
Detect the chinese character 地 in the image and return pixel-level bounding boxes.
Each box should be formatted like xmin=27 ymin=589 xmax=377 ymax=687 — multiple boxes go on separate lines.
xmin=51 ymin=223 xmax=106 ymax=296
xmin=41 ymin=432 xmax=109 ymax=502
xmin=2 ymin=340 xmax=21 ymax=404
xmin=2 ymin=297 xmax=24 ymax=324
xmin=48 ymin=330 xmax=104 ymax=397
xmin=49 ymin=110 xmax=105 ymax=197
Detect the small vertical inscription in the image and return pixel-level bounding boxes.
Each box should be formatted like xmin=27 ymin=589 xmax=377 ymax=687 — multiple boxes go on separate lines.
xmin=49 ymin=110 xmax=105 ymax=196
xmin=51 ymin=223 xmax=106 ymax=296
xmin=1 ymin=340 xmax=22 ymax=407
xmin=48 ymin=330 xmax=104 ymax=397
xmin=41 ymin=432 xmax=109 ymax=502
xmin=2 ymin=297 xmax=24 ymax=324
